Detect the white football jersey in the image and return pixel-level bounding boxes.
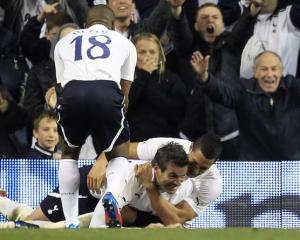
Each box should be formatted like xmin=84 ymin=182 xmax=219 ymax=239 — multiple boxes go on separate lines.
xmin=106 ymin=159 xmax=193 ymax=214
xmin=136 ymin=138 xmax=222 ymax=217
xmin=240 ymin=6 xmax=300 ymax=78
xmin=54 ymin=24 xmax=137 ymax=88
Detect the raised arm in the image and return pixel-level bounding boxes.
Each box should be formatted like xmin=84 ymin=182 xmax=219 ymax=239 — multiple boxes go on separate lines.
xmin=226 ymin=5 xmax=259 ymax=54
xmin=190 ymin=51 xmax=240 ymax=108
xmin=133 ymin=0 xmax=187 ymax=38
xmin=218 ymin=0 xmax=243 ymax=26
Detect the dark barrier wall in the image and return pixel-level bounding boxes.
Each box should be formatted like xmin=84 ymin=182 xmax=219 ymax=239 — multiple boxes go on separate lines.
xmin=0 ymin=160 xmax=300 ymax=228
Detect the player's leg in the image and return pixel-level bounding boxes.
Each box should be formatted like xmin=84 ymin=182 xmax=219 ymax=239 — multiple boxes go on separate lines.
xmin=89 ymin=156 xmax=130 ymax=228
xmin=58 ymin=145 xmax=81 ymax=228
xmin=0 ymin=194 xmax=34 ymax=221
xmin=57 ymin=81 xmax=91 ymax=228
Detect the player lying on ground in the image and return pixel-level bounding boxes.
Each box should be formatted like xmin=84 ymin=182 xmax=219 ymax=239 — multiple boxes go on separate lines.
xmin=0 ymin=143 xmax=193 ymax=228
xmin=87 ymin=133 xmax=223 ymax=226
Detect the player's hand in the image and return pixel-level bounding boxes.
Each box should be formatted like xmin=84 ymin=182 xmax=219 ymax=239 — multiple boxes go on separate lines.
xmin=146 ymin=222 xmax=183 ymax=228
xmin=134 ymin=163 xmax=155 ymax=190
xmin=87 ymin=154 xmax=107 ymax=194
xmin=45 ymin=86 xmax=57 ymax=110
xmin=190 ymin=51 xmax=210 ymax=82
xmin=250 ymin=0 xmax=263 ymax=16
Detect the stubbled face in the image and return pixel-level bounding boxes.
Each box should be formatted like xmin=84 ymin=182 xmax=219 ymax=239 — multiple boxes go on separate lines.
xmin=194 ymin=6 xmax=224 ymax=45
xmin=188 ymin=149 xmax=214 ymax=177
xmin=254 ymin=52 xmax=283 ymax=93
xmin=155 ymin=163 xmax=188 ymax=194
xmin=136 ymin=38 xmax=160 ymax=69
xmin=34 ymin=118 xmax=59 ymax=151
xmin=108 ymin=0 xmax=133 ymax=19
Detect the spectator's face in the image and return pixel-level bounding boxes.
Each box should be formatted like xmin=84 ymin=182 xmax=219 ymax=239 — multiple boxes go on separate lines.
xmin=46 ymin=26 xmax=60 ymax=43
xmin=108 ymin=0 xmax=133 ymax=19
xmin=154 ymin=163 xmax=187 ymax=194
xmin=33 ymin=118 xmax=59 ymax=151
xmin=136 ymin=38 xmax=160 ymax=69
xmin=254 ymin=52 xmax=283 ymax=93
xmin=188 ymin=149 xmax=214 ymax=177
xmin=195 ymin=6 xmax=224 ymax=45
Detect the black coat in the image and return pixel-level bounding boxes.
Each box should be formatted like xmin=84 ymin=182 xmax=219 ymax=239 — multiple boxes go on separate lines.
xmin=127 ymin=69 xmax=186 ymax=141
xmin=171 ymin=8 xmax=256 ymax=147
xmin=20 ymin=16 xmax=51 ymax=65
xmin=23 ymin=59 xmax=56 ymax=123
xmin=0 ymin=101 xmax=28 ymax=158
xmin=205 ymin=74 xmax=300 ymax=160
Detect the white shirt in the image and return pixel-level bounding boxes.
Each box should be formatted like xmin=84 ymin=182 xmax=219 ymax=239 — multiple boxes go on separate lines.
xmin=136 ymin=138 xmax=222 ymax=216
xmin=105 ymin=159 xmax=193 ymax=215
xmin=54 ymin=24 xmax=137 ymax=88
xmin=240 ymin=6 xmax=300 ymax=78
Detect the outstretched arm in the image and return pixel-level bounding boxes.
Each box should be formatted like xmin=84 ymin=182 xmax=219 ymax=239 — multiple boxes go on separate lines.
xmin=190 ymin=51 xmax=240 ymax=109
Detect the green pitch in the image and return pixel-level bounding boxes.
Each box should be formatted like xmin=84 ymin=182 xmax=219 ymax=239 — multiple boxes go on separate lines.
xmin=1 ymin=228 xmax=300 ymax=240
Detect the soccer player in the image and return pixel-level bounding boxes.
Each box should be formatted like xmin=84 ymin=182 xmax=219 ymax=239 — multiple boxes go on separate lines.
xmin=54 ymin=4 xmax=136 ymax=228
xmin=0 ymin=143 xmax=190 ymax=228
xmin=126 ymin=133 xmax=223 ymax=226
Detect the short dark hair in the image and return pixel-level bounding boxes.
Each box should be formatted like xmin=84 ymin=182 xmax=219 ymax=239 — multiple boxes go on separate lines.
xmin=152 ymin=142 xmax=189 ymax=172
xmin=193 ymin=133 xmax=222 ymax=160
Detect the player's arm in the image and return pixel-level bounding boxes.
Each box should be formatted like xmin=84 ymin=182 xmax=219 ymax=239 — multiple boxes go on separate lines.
xmin=120 ymin=79 xmax=132 ymax=111
xmin=146 ymin=188 xmax=196 ymax=225
xmin=135 ymin=163 xmax=196 ymax=225
xmin=54 ymin=42 xmax=64 ymax=85
xmin=86 ymin=153 xmax=108 ymax=194
xmin=129 ymin=142 xmax=139 ymax=159
xmin=121 ymin=41 xmax=137 ymax=111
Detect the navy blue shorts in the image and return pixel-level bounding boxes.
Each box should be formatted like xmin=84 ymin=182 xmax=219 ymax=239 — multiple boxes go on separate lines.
xmin=58 ymin=80 xmax=129 ymax=151
xmin=40 ymin=165 xmax=99 ymax=222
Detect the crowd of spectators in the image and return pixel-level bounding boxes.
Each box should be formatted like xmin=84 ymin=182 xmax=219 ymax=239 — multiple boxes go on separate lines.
xmin=0 ymin=0 xmax=299 ymax=160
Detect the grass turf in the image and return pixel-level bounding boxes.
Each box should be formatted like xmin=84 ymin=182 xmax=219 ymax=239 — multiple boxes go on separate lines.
xmin=1 ymin=228 xmax=300 ymax=240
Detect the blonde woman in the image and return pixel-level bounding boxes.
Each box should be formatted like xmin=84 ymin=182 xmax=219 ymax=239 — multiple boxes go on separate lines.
xmin=127 ymin=32 xmax=186 ymax=141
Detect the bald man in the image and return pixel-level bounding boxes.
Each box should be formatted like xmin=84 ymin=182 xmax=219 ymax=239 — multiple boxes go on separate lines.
xmin=54 ymin=4 xmax=137 ymax=228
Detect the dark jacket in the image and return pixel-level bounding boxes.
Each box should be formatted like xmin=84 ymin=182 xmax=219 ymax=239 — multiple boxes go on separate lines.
xmin=172 ymin=8 xmax=256 ymax=141
xmin=23 ymin=59 xmax=56 ymax=123
xmin=205 ymin=74 xmax=300 ymax=160
xmin=0 ymin=26 xmax=28 ymax=102
xmin=0 ymin=100 xmax=28 ymax=158
xmin=127 ymin=69 xmax=186 ymax=141
xmin=23 ymin=143 xmax=56 ymax=159
xmin=0 ymin=0 xmax=23 ymax=41
xmin=20 ymin=16 xmax=51 ymax=65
